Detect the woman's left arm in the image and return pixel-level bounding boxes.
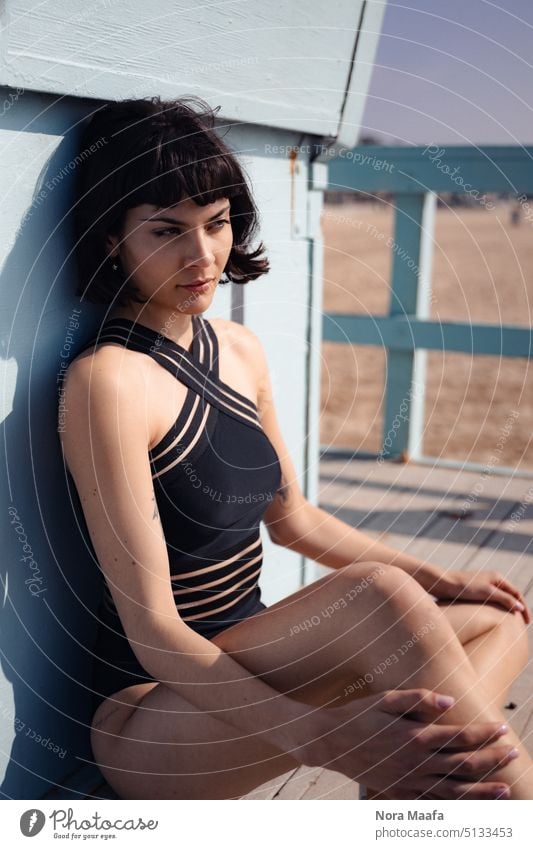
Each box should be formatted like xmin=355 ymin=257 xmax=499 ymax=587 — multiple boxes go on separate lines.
xmin=269 ymin=500 xmax=529 ymax=624
xmin=244 ymin=328 xmax=530 ymax=626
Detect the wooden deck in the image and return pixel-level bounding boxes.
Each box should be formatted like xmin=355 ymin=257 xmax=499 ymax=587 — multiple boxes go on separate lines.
xmin=242 ymin=454 xmax=533 ymax=800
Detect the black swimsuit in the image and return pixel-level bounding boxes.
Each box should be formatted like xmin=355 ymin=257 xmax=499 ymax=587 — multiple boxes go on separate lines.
xmin=69 ymin=314 xmax=282 ymax=713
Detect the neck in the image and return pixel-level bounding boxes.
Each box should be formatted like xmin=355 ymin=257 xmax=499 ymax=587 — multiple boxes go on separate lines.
xmin=107 ymin=304 xmax=196 ymax=349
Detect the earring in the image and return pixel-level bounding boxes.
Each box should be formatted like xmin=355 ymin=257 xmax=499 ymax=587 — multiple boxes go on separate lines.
xmin=111 ymin=260 xmax=118 ymax=272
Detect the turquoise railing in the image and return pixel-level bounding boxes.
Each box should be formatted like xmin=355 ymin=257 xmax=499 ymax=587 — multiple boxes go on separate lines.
xmin=324 ymin=145 xmax=533 ymax=471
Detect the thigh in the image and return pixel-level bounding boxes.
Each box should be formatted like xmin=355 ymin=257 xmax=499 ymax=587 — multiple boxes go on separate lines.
xmin=211 ymin=560 xmax=439 ymax=701
xmin=90 ymin=680 xmax=300 ymax=800
xmin=91 ymin=561 xmax=436 ymax=800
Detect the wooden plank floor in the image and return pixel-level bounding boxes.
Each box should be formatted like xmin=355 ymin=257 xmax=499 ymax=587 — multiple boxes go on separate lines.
xmin=242 ymin=455 xmax=533 ymax=800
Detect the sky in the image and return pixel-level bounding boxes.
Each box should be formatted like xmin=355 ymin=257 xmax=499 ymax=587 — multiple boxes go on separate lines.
xmin=360 ymin=0 xmax=533 ymax=145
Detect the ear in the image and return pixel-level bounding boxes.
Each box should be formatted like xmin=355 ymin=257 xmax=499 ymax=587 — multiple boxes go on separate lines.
xmin=105 ymin=233 xmax=119 ymax=257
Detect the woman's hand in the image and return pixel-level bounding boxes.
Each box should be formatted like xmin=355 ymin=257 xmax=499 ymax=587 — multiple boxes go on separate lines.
xmin=426 ymin=569 xmax=530 ymax=625
xmin=302 ymin=688 xmax=516 ymax=799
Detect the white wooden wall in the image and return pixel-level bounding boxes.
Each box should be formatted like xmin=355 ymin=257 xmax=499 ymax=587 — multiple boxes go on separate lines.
xmin=0 ymin=0 xmax=377 ymax=137
xmin=0 ymin=0 xmax=387 ymax=798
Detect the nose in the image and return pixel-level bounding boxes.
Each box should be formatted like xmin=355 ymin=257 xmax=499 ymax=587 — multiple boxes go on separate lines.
xmin=180 ymin=227 xmax=217 ymax=270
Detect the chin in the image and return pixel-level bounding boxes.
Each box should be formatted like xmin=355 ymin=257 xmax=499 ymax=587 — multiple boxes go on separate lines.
xmin=175 ymin=293 xmax=214 ymax=313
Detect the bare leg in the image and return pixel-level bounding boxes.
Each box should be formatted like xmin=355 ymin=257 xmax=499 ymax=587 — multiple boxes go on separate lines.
xmin=452 ymin=608 xmax=529 ymax=712
xmin=359 ymin=597 xmax=531 ymax=799
xmin=224 ymin=566 xmax=533 ymax=798
xmin=92 ymin=563 xmax=532 ymax=800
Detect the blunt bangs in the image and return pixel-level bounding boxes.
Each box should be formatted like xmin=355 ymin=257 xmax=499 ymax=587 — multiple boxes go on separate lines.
xmin=73 ymin=94 xmax=269 ymax=306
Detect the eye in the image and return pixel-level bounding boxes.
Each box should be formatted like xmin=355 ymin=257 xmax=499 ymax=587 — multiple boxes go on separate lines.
xmin=154 ymin=228 xmax=178 ymax=237
xmin=153 ymin=219 xmax=230 ymax=238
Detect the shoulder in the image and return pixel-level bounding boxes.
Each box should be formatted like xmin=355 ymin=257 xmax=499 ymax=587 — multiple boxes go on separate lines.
xmin=209 ymin=317 xmax=267 ymax=367
xmin=59 ymin=347 xmax=153 ymax=472
xmin=61 ymin=344 xmax=150 ymax=418
xmin=65 ymin=342 xmax=150 ymax=389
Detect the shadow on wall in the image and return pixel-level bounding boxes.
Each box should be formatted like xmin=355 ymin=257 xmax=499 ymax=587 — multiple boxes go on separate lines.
xmin=0 ymin=95 xmax=108 ymax=799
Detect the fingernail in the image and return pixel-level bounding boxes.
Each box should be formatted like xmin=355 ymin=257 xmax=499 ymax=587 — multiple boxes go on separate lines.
xmin=437 ymin=695 xmax=455 ymax=708
xmin=494 ymin=786 xmax=510 ymax=799
xmin=498 ymin=724 xmax=509 ymax=735
xmin=514 ymin=603 xmax=524 ymax=611
xmin=507 ymin=748 xmax=520 ymax=760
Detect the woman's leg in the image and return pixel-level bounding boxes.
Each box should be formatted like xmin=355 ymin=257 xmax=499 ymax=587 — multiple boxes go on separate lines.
xmin=362 ymin=599 xmax=530 ymax=799
xmin=91 ymin=680 xmax=303 ymax=799
xmin=280 ymin=565 xmax=533 ymax=799
xmin=437 ymin=601 xmax=529 ymax=712
xmin=92 ymin=562 xmax=533 ymax=799
xmin=217 ymin=563 xmax=533 ymax=798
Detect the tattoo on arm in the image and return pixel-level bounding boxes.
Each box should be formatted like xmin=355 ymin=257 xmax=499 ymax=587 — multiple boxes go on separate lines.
xmin=276 ymin=472 xmax=290 ymax=506
xmin=151 ymin=492 xmax=166 ymax=540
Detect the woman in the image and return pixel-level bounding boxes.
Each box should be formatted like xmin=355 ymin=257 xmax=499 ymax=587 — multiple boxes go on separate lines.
xmin=60 ymin=95 xmax=532 ymax=800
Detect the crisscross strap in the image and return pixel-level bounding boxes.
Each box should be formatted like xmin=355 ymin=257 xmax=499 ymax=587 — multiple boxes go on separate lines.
xmin=80 ymin=316 xmax=262 ymax=432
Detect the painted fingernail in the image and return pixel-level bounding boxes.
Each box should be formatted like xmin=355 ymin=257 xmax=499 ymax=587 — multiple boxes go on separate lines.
xmin=497 ymin=724 xmax=510 ymax=735
xmin=494 ymin=786 xmax=510 ymax=799
xmin=437 ymin=695 xmax=455 ymax=708
xmin=507 ymin=748 xmax=520 ymax=760
xmin=514 ymin=603 xmax=524 ymax=611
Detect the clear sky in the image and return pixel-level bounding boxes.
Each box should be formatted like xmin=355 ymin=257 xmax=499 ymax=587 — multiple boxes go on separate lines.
xmin=360 ymin=0 xmax=533 ymax=145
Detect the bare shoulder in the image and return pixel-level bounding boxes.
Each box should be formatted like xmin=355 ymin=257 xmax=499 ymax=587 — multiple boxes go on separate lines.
xmin=64 ymin=342 xmax=149 ymax=392
xmin=210 ymin=317 xmax=267 ymax=368
xmin=59 ymin=345 xmax=151 ymax=457
xmin=209 ymin=317 xmax=271 ymax=413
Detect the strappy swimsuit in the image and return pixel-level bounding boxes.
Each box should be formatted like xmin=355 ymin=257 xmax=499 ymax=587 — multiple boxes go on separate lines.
xmin=67 ymin=314 xmax=282 ymax=713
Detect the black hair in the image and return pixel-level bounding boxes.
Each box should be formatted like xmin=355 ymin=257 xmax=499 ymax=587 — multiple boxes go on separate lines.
xmin=72 ymin=94 xmax=269 ymax=306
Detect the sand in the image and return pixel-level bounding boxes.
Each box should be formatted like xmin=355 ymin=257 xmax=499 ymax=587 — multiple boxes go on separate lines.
xmin=320 ymin=199 xmax=533 ymax=470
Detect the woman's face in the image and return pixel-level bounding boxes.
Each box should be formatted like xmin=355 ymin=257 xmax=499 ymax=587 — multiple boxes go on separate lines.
xmin=106 ymin=195 xmax=233 ymax=313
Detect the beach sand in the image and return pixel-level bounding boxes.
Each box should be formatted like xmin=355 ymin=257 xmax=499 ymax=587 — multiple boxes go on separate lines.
xmin=320 ymin=199 xmax=533 ymax=470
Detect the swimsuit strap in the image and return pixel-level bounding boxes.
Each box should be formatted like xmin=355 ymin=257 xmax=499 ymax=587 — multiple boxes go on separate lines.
xmin=82 ymin=315 xmax=262 ymax=432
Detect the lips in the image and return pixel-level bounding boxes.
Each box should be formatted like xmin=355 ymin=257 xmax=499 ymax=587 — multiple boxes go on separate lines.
xmin=181 ymin=278 xmax=214 ymax=288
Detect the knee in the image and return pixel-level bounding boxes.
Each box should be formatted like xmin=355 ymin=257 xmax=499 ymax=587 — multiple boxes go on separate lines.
xmin=341 ymin=561 xmax=438 ymax=617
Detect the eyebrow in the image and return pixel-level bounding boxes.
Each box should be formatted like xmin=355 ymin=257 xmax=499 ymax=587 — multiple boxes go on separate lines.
xmin=140 ymin=203 xmax=231 ymax=225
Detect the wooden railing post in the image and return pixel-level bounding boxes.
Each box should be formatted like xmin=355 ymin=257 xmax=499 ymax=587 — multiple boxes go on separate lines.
xmin=381 ymin=191 xmax=436 ymax=460
xmin=409 ymin=190 xmax=437 ymax=461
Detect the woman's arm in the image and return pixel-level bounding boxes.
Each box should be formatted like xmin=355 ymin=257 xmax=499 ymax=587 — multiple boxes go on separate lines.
xmin=59 ymin=351 xmax=325 ymax=759
xmin=253 ymin=332 xmax=528 ymax=617
xmin=265 ymin=502 xmax=530 ymax=618
xmin=269 ymin=500 xmax=443 ymax=586
xmin=246 ymin=328 xmax=441 ymax=588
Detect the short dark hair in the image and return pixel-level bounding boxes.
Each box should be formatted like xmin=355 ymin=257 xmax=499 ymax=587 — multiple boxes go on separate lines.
xmin=72 ymin=95 xmax=270 ymax=306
